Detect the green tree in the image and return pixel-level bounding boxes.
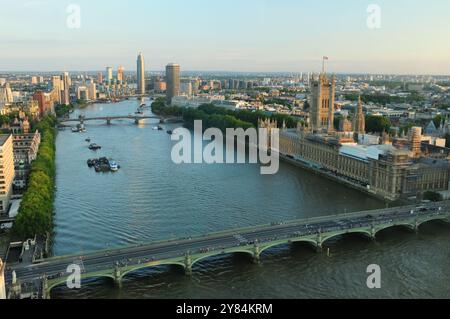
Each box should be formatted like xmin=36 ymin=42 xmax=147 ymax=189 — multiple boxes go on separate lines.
xmin=423 ymin=191 xmax=443 ymax=202
xmin=365 ymin=115 xmax=391 ymax=134
xmin=13 ymin=116 xmax=57 ymax=239
xmin=434 ymin=115 xmax=443 ymax=129
xmin=334 ymin=114 xmax=343 ymax=131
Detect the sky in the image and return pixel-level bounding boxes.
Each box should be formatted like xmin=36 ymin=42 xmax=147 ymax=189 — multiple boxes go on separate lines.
xmin=0 ymin=0 xmax=449 ymax=74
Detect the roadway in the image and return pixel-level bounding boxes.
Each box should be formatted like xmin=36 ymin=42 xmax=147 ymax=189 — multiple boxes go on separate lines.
xmin=6 ymin=201 xmax=450 ymax=288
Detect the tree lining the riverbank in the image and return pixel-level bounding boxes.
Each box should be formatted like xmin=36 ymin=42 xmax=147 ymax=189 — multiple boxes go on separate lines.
xmin=151 ymin=97 xmax=300 ymax=131
xmin=55 ymin=104 xmax=74 ymax=118
xmin=13 ymin=116 xmax=57 ymax=239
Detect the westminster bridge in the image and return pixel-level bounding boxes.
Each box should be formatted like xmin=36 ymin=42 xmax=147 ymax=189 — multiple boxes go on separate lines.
xmin=5 ymin=201 xmax=450 ymax=299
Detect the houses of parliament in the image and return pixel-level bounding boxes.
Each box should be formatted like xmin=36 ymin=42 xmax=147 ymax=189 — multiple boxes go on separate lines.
xmin=274 ymin=73 xmax=450 ymax=201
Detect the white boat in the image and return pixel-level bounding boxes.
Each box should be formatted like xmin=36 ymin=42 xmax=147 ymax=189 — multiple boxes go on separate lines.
xmin=109 ymin=161 xmax=119 ymax=172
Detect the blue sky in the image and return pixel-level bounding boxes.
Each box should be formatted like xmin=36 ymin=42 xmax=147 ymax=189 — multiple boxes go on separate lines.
xmin=0 ymin=0 xmax=449 ymax=74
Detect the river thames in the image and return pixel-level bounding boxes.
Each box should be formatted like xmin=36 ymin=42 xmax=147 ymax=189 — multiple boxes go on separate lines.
xmin=51 ymin=99 xmax=450 ymax=299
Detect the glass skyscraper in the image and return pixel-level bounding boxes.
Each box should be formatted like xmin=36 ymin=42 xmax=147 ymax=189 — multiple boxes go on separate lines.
xmin=136 ymin=52 xmax=145 ymax=95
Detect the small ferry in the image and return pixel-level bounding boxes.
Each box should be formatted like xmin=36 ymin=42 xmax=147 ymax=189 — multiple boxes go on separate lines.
xmin=72 ymin=125 xmax=85 ymax=133
xmin=88 ymin=143 xmax=102 ymax=151
xmin=88 ymin=157 xmax=120 ymax=173
xmin=109 ymin=161 xmax=120 ymax=172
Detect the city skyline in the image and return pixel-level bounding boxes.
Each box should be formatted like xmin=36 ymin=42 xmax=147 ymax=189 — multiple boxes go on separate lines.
xmin=0 ymin=0 xmax=450 ymax=75
xmin=1 ymin=0 xmax=450 ymax=303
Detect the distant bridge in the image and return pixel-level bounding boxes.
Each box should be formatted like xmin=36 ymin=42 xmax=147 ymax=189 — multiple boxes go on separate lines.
xmin=58 ymin=115 xmax=183 ymax=126
xmin=5 ymin=201 xmax=450 ymax=299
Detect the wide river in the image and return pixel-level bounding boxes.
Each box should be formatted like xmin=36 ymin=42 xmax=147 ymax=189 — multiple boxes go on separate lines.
xmin=51 ymin=99 xmax=450 ymax=299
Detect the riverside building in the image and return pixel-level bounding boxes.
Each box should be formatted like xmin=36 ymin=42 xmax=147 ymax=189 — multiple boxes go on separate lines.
xmin=277 ymin=73 xmax=450 ymax=201
xmin=12 ymin=130 xmax=41 ymax=190
xmin=0 ymin=135 xmax=15 ymax=214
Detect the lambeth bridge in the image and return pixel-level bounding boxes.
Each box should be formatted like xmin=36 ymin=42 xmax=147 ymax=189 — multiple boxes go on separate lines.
xmin=5 ymin=201 xmax=450 ymax=298
xmin=58 ymin=115 xmax=183 ymax=126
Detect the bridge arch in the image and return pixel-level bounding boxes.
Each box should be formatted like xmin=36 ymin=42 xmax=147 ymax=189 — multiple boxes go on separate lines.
xmin=191 ymin=250 xmax=254 ymax=269
xmin=258 ymin=238 xmax=319 ymax=257
xmin=120 ymin=262 xmax=186 ymax=280
xmin=416 ymin=216 xmax=450 ymax=229
xmin=47 ymin=273 xmax=116 ymax=293
xmin=321 ymin=229 xmax=373 ymax=246
xmin=373 ymin=223 xmax=416 ymax=237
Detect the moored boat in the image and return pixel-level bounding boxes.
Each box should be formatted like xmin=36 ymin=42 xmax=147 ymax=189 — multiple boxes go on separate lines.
xmin=89 ymin=143 xmax=102 ymax=150
xmin=109 ymin=160 xmax=120 ymax=172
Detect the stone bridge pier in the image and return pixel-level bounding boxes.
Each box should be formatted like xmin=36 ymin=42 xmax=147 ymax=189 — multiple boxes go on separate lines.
xmin=184 ymin=253 xmax=192 ymax=276
xmin=78 ymin=115 xmax=85 ymax=125
xmin=253 ymin=242 xmax=261 ymax=264
xmin=114 ymin=265 xmax=122 ymax=288
xmin=316 ymin=233 xmax=323 ymax=252
xmin=42 ymin=276 xmax=51 ymax=300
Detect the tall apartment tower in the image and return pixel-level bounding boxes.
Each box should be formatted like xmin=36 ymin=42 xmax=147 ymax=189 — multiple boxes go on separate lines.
xmin=51 ymin=76 xmax=62 ymax=104
xmin=97 ymin=72 xmax=103 ymax=84
xmin=136 ymin=53 xmax=145 ymax=95
xmin=61 ymin=72 xmax=71 ymax=105
xmin=310 ymin=73 xmax=335 ymax=133
xmin=117 ymin=66 xmax=124 ymax=83
xmin=353 ymin=96 xmax=366 ymax=135
xmin=166 ymin=63 xmax=180 ymax=104
xmin=106 ymin=67 xmax=113 ymax=84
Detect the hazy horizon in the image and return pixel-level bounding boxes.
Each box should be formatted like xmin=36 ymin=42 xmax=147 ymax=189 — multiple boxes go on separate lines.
xmin=1 ymin=69 xmax=449 ymax=77
xmin=1 ymin=0 xmax=449 ymax=75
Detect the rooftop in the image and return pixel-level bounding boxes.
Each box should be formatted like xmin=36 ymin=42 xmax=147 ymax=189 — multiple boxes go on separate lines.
xmin=0 ymin=134 xmax=11 ymax=146
xmin=339 ymin=144 xmax=399 ymax=162
xmin=415 ymin=157 xmax=450 ymax=169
